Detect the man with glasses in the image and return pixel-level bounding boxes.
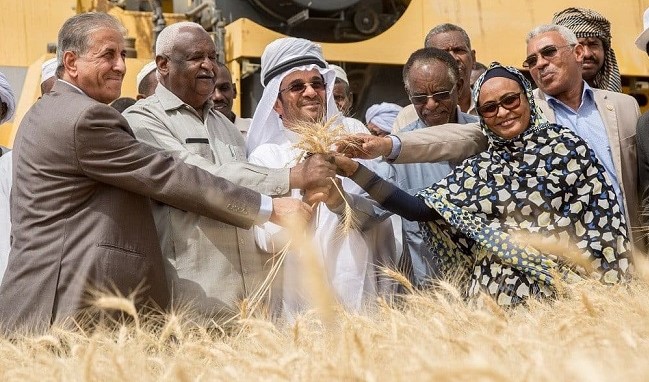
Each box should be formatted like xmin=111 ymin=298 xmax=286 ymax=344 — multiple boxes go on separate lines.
xmin=384 ymin=48 xmax=478 ymax=286
xmin=393 ymin=23 xmax=478 ymax=133
xmin=552 ymin=7 xmax=621 ymax=93
xmin=247 ymin=37 xmax=398 ymax=318
xmin=525 ymin=24 xmax=641 ymax=248
xmin=123 ymin=23 xmax=336 ymax=323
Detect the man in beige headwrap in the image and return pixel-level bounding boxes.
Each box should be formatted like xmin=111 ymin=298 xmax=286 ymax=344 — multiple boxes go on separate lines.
xmin=552 ymin=7 xmax=621 ymax=92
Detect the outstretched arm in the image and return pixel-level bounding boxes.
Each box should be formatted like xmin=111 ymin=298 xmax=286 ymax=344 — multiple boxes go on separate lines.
xmin=335 ymin=155 xmax=439 ymax=222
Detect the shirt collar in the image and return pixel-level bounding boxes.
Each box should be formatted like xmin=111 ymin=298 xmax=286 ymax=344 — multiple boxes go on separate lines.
xmin=545 ymin=80 xmax=594 ymax=108
xmin=155 ymin=82 xmax=213 ymax=120
xmin=58 ymin=79 xmax=87 ymax=96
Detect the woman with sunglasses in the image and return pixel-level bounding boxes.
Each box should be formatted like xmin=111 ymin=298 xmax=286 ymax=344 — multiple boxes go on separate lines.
xmin=335 ymin=62 xmax=631 ymax=306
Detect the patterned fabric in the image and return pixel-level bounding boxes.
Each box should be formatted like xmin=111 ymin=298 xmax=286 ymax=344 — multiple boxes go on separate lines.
xmin=552 ymin=7 xmax=622 ymax=93
xmin=416 ymin=63 xmax=631 ymax=306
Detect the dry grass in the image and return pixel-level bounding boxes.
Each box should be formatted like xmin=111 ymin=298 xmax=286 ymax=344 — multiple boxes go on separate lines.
xmin=290 ymin=114 xmax=362 ymax=233
xmin=1 ymin=274 xmax=649 ymax=381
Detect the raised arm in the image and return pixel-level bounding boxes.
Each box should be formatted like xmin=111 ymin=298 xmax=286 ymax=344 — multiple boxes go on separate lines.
xmin=337 ymin=123 xmax=487 ymax=164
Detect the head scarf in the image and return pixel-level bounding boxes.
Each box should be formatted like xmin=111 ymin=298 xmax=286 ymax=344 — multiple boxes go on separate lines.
xmin=416 ymin=62 xmax=630 ymax=306
xmin=136 ymin=61 xmax=157 ymax=90
xmin=41 ymin=58 xmax=58 ymax=84
xmin=552 ymin=7 xmax=621 ymax=92
xmin=365 ymin=102 xmax=402 ymax=133
xmin=634 ymin=7 xmax=649 ymax=51
xmin=246 ymin=37 xmax=338 ymax=155
xmin=471 ymin=63 xmax=547 ymax=146
xmin=0 ymin=72 xmax=16 ymax=124
xmin=329 ymin=64 xmax=349 ymax=84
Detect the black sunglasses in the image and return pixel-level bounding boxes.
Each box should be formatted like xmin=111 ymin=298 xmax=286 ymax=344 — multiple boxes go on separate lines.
xmin=279 ymin=80 xmax=326 ymax=94
xmin=409 ymin=85 xmax=456 ymax=106
xmin=522 ymin=45 xmax=573 ymax=69
xmin=477 ymin=92 xmax=522 ymax=117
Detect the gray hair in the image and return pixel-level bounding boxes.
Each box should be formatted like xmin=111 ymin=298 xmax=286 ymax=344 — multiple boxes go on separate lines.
xmin=155 ymin=21 xmax=206 ymax=57
xmin=403 ymin=48 xmax=459 ymax=93
xmin=424 ymin=23 xmax=472 ymax=49
xmin=526 ymin=24 xmax=578 ymax=45
xmin=57 ymin=13 xmax=126 ymax=73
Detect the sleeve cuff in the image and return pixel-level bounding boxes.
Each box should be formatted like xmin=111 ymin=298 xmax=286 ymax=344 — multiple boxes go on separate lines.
xmin=254 ymin=194 xmax=273 ymax=224
xmin=386 ymin=135 xmax=402 ymax=161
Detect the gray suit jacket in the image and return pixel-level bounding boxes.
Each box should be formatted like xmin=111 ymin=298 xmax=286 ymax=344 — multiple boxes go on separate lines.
xmin=533 ymin=88 xmax=641 ymax=245
xmin=0 ymin=81 xmax=262 ymax=332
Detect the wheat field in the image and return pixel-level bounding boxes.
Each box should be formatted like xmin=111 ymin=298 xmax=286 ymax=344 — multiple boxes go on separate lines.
xmin=1 ymin=256 xmax=648 ymax=382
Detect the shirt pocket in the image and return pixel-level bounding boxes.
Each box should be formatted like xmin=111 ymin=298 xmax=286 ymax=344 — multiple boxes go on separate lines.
xmin=184 ymin=138 xmax=215 ymax=164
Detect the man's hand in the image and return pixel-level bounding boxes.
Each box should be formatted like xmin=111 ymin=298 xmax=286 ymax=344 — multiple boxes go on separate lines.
xmin=269 ymin=197 xmax=313 ymax=228
xmin=302 ymin=177 xmax=345 ymax=209
xmin=333 ymin=154 xmax=360 ymax=177
xmin=289 ymin=153 xmax=336 ymax=190
xmin=302 ymin=182 xmax=331 ymax=207
xmin=335 ymin=133 xmax=393 ymax=159
xmin=322 ymin=177 xmax=345 ymax=209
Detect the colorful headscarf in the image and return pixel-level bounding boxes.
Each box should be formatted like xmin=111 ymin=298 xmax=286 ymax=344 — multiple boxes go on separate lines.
xmin=552 ymin=7 xmax=622 ymax=92
xmin=417 ymin=62 xmax=630 ymax=305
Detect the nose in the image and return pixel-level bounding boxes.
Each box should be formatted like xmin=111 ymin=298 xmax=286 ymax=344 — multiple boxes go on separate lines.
xmin=201 ymin=58 xmax=213 ymax=70
xmin=423 ymin=96 xmax=440 ymax=108
xmin=302 ymin=83 xmax=319 ymax=97
xmin=114 ymin=55 xmax=126 ymax=74
xmin=534 ymin=53 xmax=550 ymax=69
xmin=495 ymin=104 xmax=509 ymax=117
xmin=212 ymin=90 xmax=224 ymax=101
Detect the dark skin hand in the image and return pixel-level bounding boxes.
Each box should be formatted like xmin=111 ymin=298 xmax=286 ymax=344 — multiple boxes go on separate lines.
xmin=333 ymin=153 xmax=360 ymax=177
xmin=289 ymin=153 xmax=337 ymax=190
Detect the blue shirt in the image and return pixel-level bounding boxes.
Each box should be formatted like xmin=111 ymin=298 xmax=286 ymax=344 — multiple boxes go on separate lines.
xmin=546 ymin=82 xmax=625 ymax=214
xmin=381 ymin=108 xmax=479 ymax=285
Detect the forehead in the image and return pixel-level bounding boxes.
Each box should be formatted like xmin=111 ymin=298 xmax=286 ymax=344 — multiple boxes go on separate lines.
xmin=87 ymin=27 xmax=125 ymax=51
xmin=407 ymin=60 xmax=454 ymax=89
xmin=175 ymin=28 xmax=215 ymax=52
xmin=280 ymin=68 xmax=322 ymax=84
xmin=333 ymin=82 xmax=348 ymax=94
xmin=426 ymin=31 xmax=468 ymax=48
xmin=479 ymin=77 xmax=521 ymax=100
xmin=215 ymin=66 xmax=232 ymax=83
xmin=578 ymin=36 xmax=603 ymax=45
xmin=526 ymin=31 xmax=566 ymax=53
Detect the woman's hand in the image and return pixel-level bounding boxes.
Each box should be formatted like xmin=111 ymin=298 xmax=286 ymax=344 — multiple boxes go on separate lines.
xmin=333 ymin=154 xmax=359 ymax=177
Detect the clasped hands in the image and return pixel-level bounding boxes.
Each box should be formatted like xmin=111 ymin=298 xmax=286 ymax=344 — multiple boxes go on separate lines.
xmin=272 ymin=135 xmax=372 ymax=227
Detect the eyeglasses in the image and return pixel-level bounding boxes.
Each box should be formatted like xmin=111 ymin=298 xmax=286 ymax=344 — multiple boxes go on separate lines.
xmin=476 ymin=92 xmax=522 ymax=117
xmin=522 ymin=45 xmax=573 ymax=69
xmin=279 ymin=80 xmax=326 ymax=94
xmin=409 ymin=85 xmax=456 ymax=106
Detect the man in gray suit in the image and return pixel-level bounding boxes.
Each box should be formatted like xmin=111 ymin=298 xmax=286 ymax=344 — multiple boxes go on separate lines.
xmin=524 ymin=24 xmax=640 ymax=245
xmin=124 ymin=22 xmax=334 ymax=321
xmin=342 ymin=24 xmax=641 ymax=248
xmin=0 ymin=12 xmax=318 ymax=333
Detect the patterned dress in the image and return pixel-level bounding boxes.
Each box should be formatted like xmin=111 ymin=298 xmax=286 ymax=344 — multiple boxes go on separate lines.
xmin=416 ymin=63 xmax=630 ymax=305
